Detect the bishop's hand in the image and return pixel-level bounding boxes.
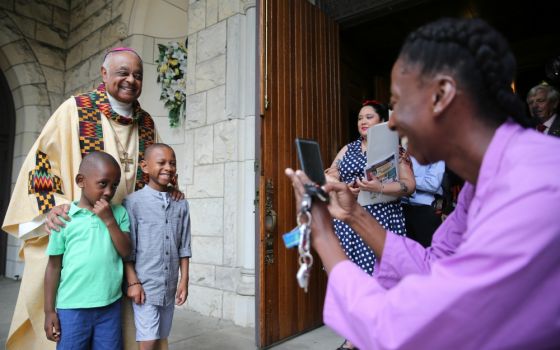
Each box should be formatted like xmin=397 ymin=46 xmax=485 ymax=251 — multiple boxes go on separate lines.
xmin=44 ymin=204 xmax=71 ymax=234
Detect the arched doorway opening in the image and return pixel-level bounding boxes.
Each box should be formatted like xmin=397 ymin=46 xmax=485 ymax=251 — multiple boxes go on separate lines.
xmin=334 ymin=0 xmax=560 ymax=137
xmin=0 ymin=70 xmax=15 ymax=276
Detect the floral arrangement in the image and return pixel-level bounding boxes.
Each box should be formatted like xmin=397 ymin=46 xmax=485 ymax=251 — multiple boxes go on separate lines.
xmin=156 ymin=41 xmax=188 ymax=127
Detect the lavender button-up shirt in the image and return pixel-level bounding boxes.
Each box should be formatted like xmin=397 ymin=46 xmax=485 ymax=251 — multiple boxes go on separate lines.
xmin=324 ymin=121 xmax=560 ymax=349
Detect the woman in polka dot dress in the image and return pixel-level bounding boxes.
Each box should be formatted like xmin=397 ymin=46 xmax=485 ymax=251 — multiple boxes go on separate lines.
xmin=325 ymin=101 xmax=416 ymax=276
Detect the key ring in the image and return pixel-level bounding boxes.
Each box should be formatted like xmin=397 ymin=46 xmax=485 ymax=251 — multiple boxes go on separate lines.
xmin=298 ymin=251 xmax=313 ymax=267
xmin=300 ymin=192 xmax=312 ymax=214
xmin=295 ymin=188 xmax=314 ymax=292
xmin=298 ymin=222 xmax=311 ymax=254
xmin=297 ymin=211 xmax=311 ymax=226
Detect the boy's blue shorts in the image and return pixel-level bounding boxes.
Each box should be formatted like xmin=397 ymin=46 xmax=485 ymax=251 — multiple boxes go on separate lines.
xmin=56 ymin=299 xmax=122 ymax=350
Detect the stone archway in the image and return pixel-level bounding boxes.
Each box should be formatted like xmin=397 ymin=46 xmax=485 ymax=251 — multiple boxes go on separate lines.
xmin=123 ymin=0 xmax=188 ymax=124
xmin=0 ymin=70 xmax=15 ymax=276
xmin=0 ymin=10 xmax=50 ymax=278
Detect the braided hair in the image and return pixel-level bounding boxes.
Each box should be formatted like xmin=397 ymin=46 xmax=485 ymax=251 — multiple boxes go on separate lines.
xmin=398 ymin=18 xmax=531 ymax=127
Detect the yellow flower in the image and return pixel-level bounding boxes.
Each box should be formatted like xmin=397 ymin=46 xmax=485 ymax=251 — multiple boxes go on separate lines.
xmin=159 ymin=63 xmax=168 ymax=73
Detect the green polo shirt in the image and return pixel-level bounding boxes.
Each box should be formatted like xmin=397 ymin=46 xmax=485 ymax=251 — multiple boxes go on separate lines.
xmin=46 ymin=202 xmax=130 ymax=309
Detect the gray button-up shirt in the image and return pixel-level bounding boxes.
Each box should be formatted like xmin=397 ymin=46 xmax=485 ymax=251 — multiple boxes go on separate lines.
xmin=123 ymin=185 xmax=191 ymax=306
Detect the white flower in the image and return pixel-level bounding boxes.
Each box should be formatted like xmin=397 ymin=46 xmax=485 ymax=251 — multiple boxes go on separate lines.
xmin=156 ymin=41 xmax=188 ymax=127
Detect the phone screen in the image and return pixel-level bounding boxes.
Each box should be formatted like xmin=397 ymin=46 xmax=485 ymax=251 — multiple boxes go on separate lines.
xmin=295 ymin=138 xmax=326 ymax=186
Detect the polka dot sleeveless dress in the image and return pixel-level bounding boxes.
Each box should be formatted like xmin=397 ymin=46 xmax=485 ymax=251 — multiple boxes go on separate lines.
xmin=333 ymin=139 xmax=407 ymax=275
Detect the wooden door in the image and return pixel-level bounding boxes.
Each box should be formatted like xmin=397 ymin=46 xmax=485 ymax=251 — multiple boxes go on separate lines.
xmin=257 ymin=0 xmax=343 ymax=347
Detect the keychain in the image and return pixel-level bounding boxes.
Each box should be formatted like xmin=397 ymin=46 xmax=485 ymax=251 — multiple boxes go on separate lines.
xmin=281 ymin=190 xmax=317 ymax=293
xmin=296 ymin=193 xmax=313 ymax=292
xmin=296 ymin=222 xmax=313 ymax=292
xmin=282 ymin=192 xmax=311 ymax=249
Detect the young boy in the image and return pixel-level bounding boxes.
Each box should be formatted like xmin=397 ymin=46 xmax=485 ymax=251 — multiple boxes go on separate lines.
xmin=44 ymin=151 xmax=131 ymax=349
xmin=123 ymin=143 xmax=191 ymax=350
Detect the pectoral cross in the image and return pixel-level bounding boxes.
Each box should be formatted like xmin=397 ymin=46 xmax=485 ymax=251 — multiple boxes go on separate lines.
xmin=120 ymin=152 xmax=134 ymax=172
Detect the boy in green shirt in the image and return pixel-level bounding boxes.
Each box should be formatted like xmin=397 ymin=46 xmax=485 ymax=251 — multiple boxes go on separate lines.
xmin=44 ymin=151 xmax=131 ymax=349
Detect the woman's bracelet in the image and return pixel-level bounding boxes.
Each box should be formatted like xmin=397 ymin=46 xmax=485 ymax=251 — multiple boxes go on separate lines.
xmin=127 ymin=281 xmax=142 ymax=288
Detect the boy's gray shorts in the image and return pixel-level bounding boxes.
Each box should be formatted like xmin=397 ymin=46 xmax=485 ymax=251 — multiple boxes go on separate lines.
xmin=132 ymin=301 xmax=175 ymax=341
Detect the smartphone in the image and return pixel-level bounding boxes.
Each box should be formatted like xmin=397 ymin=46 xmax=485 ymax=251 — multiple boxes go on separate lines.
xmin=295 ymin=138 xmax=326 ymax=186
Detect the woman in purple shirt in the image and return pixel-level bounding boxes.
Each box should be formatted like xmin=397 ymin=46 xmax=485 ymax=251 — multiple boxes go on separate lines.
xmin=286 ymin=18 xmax=560 ymax=349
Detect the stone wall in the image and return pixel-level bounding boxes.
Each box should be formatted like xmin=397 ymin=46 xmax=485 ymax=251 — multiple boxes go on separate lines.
xmin=63 ymin=0 xmax=190 ymax=156
xmin=0 ymin=0 xmax=190 ymax=278
xmin=64 ymin=0 xmax=128 ymax=96
xmin=123 ymin=0 xmax=189 ymax=162
xmin=0 ymin=0 xmax=69 ymax=279
xmin=184 ymin=0 xmax=256 ymax=327
xmin=1 ymin=0 xmax=257 ymax=329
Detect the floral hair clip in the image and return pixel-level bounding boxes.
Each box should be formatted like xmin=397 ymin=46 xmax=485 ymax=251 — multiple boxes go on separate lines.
xmin=362 ymin=99 xmax=382 ymax=107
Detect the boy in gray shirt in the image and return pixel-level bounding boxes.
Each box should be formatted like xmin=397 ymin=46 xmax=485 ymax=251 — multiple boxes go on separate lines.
xmin=123 ymin=143 xmax=191 ymax=350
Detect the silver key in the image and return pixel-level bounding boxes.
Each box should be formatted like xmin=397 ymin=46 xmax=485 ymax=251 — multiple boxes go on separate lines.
xmin=297 ymin=262 xmax=310 ymax=292
xmin=297 ymin=252 xmax=313 ymax=292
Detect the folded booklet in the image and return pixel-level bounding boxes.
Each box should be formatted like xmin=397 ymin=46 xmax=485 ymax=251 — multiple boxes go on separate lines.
xmin=357 ymin=122 xmax=400 ymax=206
